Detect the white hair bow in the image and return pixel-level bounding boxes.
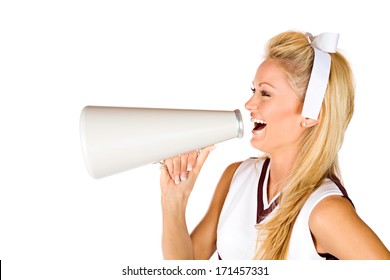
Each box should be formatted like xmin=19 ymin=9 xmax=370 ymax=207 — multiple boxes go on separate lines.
xmin=301 ymin=32 xmax=339 ymax=120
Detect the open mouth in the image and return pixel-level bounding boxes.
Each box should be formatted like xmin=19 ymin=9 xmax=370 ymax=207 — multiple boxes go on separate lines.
xmin=251 ymin=117 xmax=267 ymax=131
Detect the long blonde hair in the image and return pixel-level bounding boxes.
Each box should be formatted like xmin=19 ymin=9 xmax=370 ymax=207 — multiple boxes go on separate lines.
xmin=254 ymin=31 xmax=355 ymax=259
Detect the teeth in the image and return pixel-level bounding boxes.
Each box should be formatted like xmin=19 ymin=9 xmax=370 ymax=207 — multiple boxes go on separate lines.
xmin=251 ymin=117 xmax=266 ymax=124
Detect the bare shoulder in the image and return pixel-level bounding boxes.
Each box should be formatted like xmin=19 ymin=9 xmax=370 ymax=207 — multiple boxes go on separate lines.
xmin=311 ymin=195 xmax=355 ymax=220
xmin=198 ymin=160 xmax=242 ymax=218
xmin=309 ymin=195 xmax=356 ymax=243
xmin=222 ymin=161 xmax=243 ymax=180
xmin=309 ymin=195 xmax=390 ymax=259
xmin=225 ymin=161 xmax=243 ymax=173
xmin=211 ymin=161 xmax=243 ymax=202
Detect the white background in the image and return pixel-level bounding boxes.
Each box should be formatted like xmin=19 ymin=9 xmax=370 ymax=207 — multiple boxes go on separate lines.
xmin=1 ymin=0 xmax=389 ymax=279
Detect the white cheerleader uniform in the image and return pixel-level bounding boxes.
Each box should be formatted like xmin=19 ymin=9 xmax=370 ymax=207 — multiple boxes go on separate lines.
xmin=216 ymin=158 xmax=352 ymax=260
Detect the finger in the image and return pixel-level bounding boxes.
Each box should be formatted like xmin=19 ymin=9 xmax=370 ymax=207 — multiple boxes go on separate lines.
xmin=193 ymin=145 xmax=215 ymax=172
xmin=159 ymin=160 xmax=168 ymax=170
xmin=164 ymin=158 xmax=174 ymax=180
xmin=180 ymin=153 xmax=189 ymax=181
xmin=159 ymin=161 xmax=171 ymax=185
xmin=173 ymin=155 xmax=181 ymax=184
xmin=187 ymin=150 xmax=198 ymax=172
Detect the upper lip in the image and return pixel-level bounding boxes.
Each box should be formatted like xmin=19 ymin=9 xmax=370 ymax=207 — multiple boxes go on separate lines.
xmin=250 ymin=115 xmax=267 ymax=124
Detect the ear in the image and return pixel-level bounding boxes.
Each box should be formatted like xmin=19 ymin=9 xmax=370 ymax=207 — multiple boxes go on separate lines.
xmin=301 ymin=118 xmax=318 ymax=128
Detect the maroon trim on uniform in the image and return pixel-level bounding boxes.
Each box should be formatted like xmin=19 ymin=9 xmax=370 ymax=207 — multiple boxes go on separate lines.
xmin=328 ymin=174 xmax=354 ymax=208
xmin=257 ymin=158 xmax=279 ymax=223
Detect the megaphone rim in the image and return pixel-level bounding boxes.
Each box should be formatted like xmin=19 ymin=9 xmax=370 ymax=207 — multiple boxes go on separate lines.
xmin=234 ymin=109 xmax=244 ymax=139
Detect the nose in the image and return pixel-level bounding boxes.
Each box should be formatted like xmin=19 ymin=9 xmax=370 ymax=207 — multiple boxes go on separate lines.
xmin=245 ymin=94 xmax=259 ymax=112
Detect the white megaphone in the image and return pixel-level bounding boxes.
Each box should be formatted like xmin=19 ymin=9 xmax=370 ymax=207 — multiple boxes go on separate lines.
xmin=79 ymin=106 xmax=244 ymax=179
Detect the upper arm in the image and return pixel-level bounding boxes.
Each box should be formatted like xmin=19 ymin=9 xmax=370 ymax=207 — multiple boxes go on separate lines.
xmin=190 ymin=161 xmax=242 ymax=260
xmin=309 ymin=195 xmax=390 ymax=260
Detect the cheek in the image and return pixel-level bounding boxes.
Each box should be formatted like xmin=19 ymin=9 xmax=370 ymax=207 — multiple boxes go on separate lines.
xmin=270 ymin=107 xmax=302 ymax=138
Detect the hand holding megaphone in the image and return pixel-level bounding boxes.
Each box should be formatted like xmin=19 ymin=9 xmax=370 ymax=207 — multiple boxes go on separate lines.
xmin=80 ymin=106 xmax=243 ymax=179
xmin=160 ymin=146 xmax=215 ymax=205
xmin=160 ymin=145 xmax=215 ymax=185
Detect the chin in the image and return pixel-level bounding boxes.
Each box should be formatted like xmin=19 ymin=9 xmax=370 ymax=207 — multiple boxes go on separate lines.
xmin=250 ymin=138 xmax=267 ymax=153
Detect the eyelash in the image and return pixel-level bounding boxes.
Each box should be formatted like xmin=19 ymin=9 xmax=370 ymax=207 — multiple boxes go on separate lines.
xmin=250 ymin=87 xmax=270 ymax=97
xmin=261 ymin=90 xmax=270 ymax=97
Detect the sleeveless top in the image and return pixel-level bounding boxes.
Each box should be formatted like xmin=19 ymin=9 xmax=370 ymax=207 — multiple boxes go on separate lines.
xmin=216 ymin=158 xmax=352 ymax=260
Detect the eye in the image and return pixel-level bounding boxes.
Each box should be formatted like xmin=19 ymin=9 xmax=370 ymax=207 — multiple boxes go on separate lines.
xmin=250 ymin=87 xmax=255 ymax=94
xmin=261 ymin=90 xmax=270 ymax=97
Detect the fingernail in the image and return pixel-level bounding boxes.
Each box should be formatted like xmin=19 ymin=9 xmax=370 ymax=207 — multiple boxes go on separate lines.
xmin=187 ymin=164 xmax=192 ymax=171
xmin=174 ymin=175 xmax=180 ymax=185
xmin=180 ymin=173 xmax=187 ymax=181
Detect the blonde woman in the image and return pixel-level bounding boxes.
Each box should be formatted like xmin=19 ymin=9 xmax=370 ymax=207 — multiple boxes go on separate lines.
xmin=159 ymin=31 xmax=390 ymax=260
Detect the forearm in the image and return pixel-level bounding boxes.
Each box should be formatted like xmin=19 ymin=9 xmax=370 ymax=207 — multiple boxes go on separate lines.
xmin=159 ymin=147 xmax=215 ymax=259
xmin=162 ymin=202 xmax=194 ymax=259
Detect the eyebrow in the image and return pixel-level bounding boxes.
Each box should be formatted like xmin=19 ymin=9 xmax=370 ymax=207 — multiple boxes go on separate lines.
xmin=254 ymin=82 xmax=276 ymax=89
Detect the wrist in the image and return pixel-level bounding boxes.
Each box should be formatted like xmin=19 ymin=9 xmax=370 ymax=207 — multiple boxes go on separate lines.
xmin=161 ymin=195 xmax=188 ymax=213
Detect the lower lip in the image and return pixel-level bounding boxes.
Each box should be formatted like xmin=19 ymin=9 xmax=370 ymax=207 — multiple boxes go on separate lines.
xmin=252 ymin=123 xmax=266 ymax=134
xmin=252 ymin=128 xmax=263 ymax=134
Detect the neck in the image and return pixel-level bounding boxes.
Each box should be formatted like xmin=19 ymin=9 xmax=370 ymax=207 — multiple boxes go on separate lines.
xmin=267 ymin=148 xmax=298 ymax=199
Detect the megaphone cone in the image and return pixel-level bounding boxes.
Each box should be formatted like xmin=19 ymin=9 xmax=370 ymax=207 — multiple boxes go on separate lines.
xmin=80 ymin=106 xmax=244 ymax=179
